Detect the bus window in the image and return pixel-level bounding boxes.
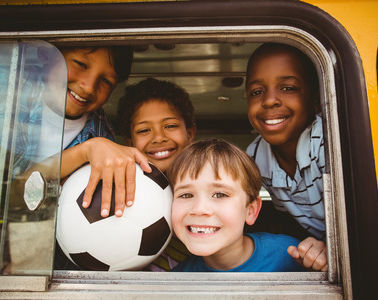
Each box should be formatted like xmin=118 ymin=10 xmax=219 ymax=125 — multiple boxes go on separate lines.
xmin=0 ymin=38 xmax=346 ymax=299
xmin=0 ymin=38 xmax=343 ymax=297
xmin=73 ymin=32 xmax=343 ymax=281
xmin=0 ymin=41 xmax=66 ymax=278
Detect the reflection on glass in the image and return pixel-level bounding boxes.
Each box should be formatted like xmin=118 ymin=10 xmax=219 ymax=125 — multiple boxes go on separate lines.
xmin=0 ymin=41 xmax=67 ymax=276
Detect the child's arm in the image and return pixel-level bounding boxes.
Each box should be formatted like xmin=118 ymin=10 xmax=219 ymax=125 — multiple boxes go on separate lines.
xmin=61 ymin=137 xmax=151 ymax=217
xmin=287 ymin=237 xmax=328 ymax=271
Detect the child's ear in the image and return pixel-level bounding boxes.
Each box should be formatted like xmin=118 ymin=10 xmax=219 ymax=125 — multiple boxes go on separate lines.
xmin=186 ymin=124 xmax=196 ymax=143
xmin=245 ymin=196 xmax=262 ymax=226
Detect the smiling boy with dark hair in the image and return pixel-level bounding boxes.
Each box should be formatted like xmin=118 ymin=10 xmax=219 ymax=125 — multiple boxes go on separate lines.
xmin=245 ymin=43 xmax=327 ymax=271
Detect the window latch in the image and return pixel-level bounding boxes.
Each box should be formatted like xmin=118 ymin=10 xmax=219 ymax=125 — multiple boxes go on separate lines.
xmin=23 ymin=171 xmax=46 ymax=211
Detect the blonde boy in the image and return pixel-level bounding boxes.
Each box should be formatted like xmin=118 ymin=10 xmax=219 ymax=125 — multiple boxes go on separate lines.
xmin=168 ymin=139 xmax=304 ymax=272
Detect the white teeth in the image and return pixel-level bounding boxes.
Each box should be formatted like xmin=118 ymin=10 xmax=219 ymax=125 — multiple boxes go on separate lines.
xmin=190 ymin=226 xmax=217 ymax=234
xmin=265 ymin=118 xmax=285 ymax=125
xmin=70 ymin=90 xmax=88 ymax=103
xmin=155 ymin=151 xmax=169 ymax=157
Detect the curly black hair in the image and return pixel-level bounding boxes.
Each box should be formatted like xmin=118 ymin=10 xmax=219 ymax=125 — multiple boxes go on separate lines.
xmin=117 ymin=78 xmax=195 ymax=139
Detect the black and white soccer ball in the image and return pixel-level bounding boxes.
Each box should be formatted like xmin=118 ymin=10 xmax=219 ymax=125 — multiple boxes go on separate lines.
xmin=56 ymin=163 xmax=172 ymax=271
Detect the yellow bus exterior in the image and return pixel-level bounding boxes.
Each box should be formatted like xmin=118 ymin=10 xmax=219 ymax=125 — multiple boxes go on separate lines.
xmin=305 ymin=0 xmax=378 ymax=181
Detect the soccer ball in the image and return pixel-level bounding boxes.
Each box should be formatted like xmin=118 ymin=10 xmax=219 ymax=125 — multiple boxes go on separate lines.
xmin=56 ymin=163 xmax=172 ymax=271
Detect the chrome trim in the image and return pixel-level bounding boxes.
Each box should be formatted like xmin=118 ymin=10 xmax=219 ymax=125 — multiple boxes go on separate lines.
xmin=52 ymin=270 xmax=327 ymax=282
xmin=0 ymin=276 xmax=48 ymax=292
xmin=0 ymin=271 xmax=341 ymax=300
xmin=0 ymin=43 xmax=19 ymax=270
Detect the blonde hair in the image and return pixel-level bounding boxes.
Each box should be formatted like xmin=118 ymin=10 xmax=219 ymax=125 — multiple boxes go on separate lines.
xmin=167 ymin=139 xmax=261 ymax=202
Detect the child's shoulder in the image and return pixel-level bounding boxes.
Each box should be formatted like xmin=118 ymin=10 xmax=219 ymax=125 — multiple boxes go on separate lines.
xmin=246 ymin=135 xmax=272 ymax=161
xmin=297 ymin=114 xmax=324 ymax=163
xmin=246 ymin=232 xmax=304 ymax=272
xmin=248 ymin=232 xmax=301 ymax=257
xmin=305 ymin=114 xmax=323 ymax=139
xmin=248 ymin=232 xmax=300 ymax=248
xmin=310 ymin=114 xmax=323 ymax=140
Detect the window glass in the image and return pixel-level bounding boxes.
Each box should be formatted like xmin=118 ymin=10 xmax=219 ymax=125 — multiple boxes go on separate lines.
xmin=0 ymin=41 xmax=67 ymax=276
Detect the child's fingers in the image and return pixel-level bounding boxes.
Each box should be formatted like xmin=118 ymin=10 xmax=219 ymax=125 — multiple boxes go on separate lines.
xmin=287 ymin=246 xmax=304 ymax=267
xmin=82 ymin=167 xmax=101 ymax=208
xmin=289 ymin=238 xmax=328 ymax=271
xmin=287 ymin=245 xmax=300 ymax=259
xmin=311 ymin=248 xmax=328 ymax=271
xmin=300 ymin=239 xmax=327 ymax=270
xmin=133 ymin=149 xmax=151 ymax=173
xmin=301 ymin=245 xmax=321 ymax=268
xmin=100 ymin=168 xmax=114 ymax=218
xmin=114 ymin=164 xmax=126 ymax=217
xmin=297 ymin=237 xmax=316 ymax=257
xmin=125 ymin=161 xmax=136 ymax=207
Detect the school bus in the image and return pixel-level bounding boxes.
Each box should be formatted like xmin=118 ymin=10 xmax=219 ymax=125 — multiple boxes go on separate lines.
xmin=0 ymin=0 xmax=377 ymax=299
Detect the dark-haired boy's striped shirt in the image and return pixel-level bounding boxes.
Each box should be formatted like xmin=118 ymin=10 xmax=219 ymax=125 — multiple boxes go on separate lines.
xmin=246 ymin=115 xmax=325 ymax=240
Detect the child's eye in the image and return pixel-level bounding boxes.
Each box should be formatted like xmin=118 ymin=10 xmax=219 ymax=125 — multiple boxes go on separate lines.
xmin=177 ymin=193 xmax=193 ymax=199
xmin=281 ymin=86 xmax=298 ymax=92
xmin=165 ymin=124 xmax=179 ymax=129
xmin=248 ymin=88 xmax=263 ymax=97
xmin=73 ymin=59 xmax=87 ymax=69
xmin=135 ymin=128 xmax=150 ymax=135
xmin=101 ymin=77 xmax=114 ymax=88
xmin=212 ymin=192 xmax=228 ymax=198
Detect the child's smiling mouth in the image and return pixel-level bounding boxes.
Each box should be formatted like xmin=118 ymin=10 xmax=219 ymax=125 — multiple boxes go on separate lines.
xmin=147 ymin=148 xmax=176 ymax=160
xmin=68 ymin=89 xmax=90 ymax=105
xmin=258 ymin=114 xmax=290 ymax=130
xmin=264 ymin=117 xmax=287 ymax=125
xmin=187 ymin=225 xmax=220 ymax=234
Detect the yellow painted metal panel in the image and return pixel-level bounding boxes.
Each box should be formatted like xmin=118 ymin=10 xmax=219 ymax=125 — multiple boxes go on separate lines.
xmin=304 ymin=0 xmax=378 ymax=180
xmin=0 ymin=0 xmax=175 ymax=4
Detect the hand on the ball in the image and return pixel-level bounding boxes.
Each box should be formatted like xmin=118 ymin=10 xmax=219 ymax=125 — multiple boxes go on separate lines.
xmin=80 ymin=137 xmax=151 ymax=217
xmin=287 ymin=237 xmax=328 ymax=271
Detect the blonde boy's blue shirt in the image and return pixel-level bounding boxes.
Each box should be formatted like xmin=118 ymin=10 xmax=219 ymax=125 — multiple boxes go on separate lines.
xmin=246 ymin=115 xmax=326 ymax=240
xmin=173 ymin=232 xmax=304 ymax=272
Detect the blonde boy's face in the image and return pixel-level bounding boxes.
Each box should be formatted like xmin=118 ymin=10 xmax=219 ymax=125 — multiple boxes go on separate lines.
xmin=172 ymin=163 xmax=260 ymax=259
xmin=246 ymin=50 xmax=315 ymax=150
xmin=131 ymin=100 xmax=195 ymax=172
xmin=62 ymin=48 xmax=118 ymax=117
